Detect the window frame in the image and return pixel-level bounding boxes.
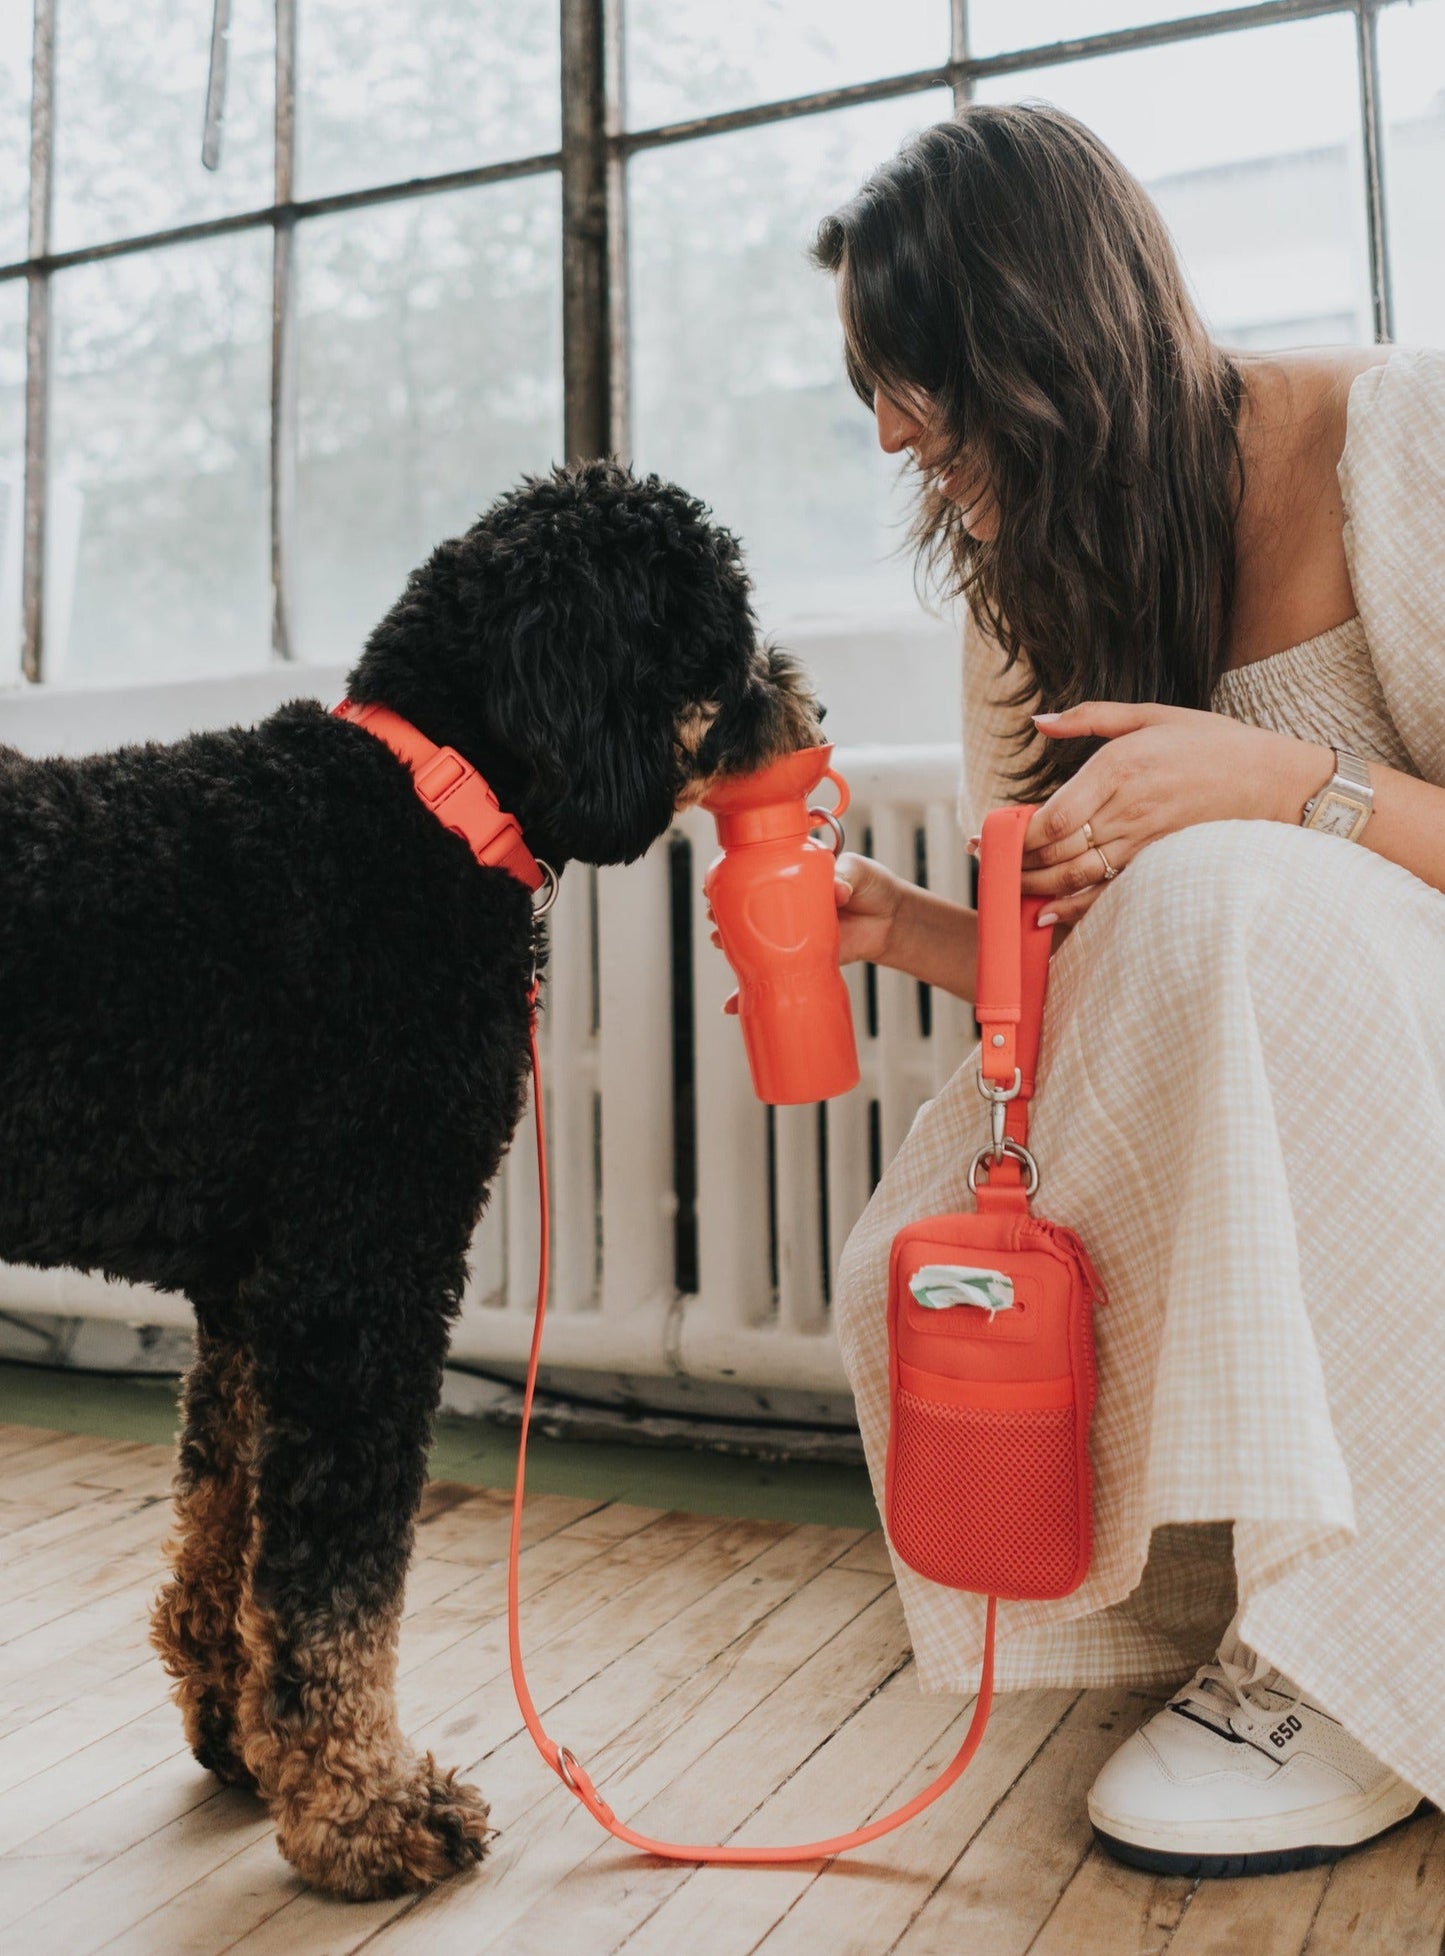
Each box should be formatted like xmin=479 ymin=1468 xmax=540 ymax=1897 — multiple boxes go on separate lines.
xmin=1 ymin=0 xmax=1401 ymax=682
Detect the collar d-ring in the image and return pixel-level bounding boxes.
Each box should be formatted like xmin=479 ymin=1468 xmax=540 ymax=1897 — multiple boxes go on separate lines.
xmin=532 ymin=861 xmax=559 ymax=917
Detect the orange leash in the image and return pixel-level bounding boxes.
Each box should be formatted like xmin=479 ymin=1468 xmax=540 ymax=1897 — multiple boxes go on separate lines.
xmin=506 ymin=1000 xmax=999 ymax=1864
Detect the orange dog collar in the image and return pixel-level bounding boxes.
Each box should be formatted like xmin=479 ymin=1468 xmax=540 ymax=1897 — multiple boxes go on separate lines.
xmin=333 ymin=697 xmax=546 ymax=894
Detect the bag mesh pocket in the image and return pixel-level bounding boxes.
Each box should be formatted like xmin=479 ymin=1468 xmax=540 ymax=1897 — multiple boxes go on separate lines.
xmin=889 ymin=1387 xmax=1084 ymax=1598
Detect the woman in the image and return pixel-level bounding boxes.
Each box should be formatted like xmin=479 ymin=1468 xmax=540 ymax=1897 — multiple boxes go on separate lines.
xmin=810 ymin=105 xmax=1445 ymax=1876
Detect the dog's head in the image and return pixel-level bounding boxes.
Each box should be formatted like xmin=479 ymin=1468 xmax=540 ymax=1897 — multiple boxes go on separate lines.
xmin=346 ymin=461 xmax=821 ymax=867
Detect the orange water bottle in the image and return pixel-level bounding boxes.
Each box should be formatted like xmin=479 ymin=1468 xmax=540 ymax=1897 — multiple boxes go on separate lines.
xmin=702 ymin=743 xmax=860 ymax=1105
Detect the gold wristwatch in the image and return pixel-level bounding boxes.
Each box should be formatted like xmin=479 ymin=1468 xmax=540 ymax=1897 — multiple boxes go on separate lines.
xmin=1301 ymin=746 xmax=1374 ymax=841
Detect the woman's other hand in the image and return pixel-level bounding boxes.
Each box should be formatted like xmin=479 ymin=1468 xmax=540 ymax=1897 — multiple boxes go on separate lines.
xmin=708 ymin=853 xmax=909 ymax=1015
xmin=1018 ymin=701 xmax=1330 ymax=927
xmin=830 ymin=851 xmax=906 ymax=966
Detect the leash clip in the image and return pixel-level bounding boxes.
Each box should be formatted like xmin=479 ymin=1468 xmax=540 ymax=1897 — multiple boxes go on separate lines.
xmin=532 ymin=861 xmax=559 ymax=918
xmin=976 ymin=1065 xmax=1022 ymax=1162
xmin=526 ymin=862 xmax=558 ymax=1027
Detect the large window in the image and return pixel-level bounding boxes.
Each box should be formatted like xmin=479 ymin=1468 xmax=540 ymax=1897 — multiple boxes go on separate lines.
xmin=2 ymin=0 xmax=1441 ymax=688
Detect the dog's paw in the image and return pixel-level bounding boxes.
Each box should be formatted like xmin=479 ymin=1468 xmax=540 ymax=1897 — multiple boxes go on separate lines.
xmin=164 ymin=1673 xmax=260 ymax=1794
xmin=191 ymin=1729 xmax=260 ymax=1794
xmin=275 ymin=1753 xmax=494 ymax=1900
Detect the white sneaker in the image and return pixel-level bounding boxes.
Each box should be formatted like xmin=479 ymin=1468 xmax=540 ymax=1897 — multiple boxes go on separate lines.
xmin=1087 ymin=1650 xmax=1426 ymax=1877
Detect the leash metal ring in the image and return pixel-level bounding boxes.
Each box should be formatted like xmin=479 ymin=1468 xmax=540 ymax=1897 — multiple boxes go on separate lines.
xmin=967 ymin=1139 xmax=1040 ymax=1197
xmin=556 ymin=1745 xmax=582 ymax=1791
xmin=807 ymin=808 xmax=846 ymax=856
xmin=532 ymin=860 xmax=560 ymax=918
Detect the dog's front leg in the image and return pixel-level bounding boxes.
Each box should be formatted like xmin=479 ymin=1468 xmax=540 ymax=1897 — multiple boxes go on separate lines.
xmin=151 ymin=1314 xmax=258 ymax=1788
xmin=232 ymin=1252 xmax=492 ymax=1900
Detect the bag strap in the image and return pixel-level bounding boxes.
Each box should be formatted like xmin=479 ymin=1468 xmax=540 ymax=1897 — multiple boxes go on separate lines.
xmin=972 ymin=805 xmax=1053 ymax=1210
xmin=507 ymin=999 xmax=999 ymax=1865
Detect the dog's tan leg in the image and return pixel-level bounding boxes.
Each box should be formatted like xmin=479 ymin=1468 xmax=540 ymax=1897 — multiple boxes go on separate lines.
xmin=235 ymin=1586 xmax=491 ymax=1899
xmin=231 ymin=1256 xmax=492 ymax=1899
xmin=151 ymin=1326 xmax=258 ymax=1788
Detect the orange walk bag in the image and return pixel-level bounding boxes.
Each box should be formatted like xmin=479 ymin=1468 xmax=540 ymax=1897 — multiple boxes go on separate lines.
xmin=886 ymin=802 xmax=1105 ymax=1599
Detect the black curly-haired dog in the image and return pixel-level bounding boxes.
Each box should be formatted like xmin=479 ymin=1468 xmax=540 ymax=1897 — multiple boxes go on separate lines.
xmin=0 ymin=461 xmax=817 ymax=1898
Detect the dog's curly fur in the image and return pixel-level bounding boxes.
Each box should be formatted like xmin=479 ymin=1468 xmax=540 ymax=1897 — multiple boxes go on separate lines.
xmin=0 ymin=462 xmax=817 ymax=1898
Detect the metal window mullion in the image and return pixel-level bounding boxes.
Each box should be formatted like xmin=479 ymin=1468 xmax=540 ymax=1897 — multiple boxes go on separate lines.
xmin=951 ymin=0 xmax=972 ymax=114
xmin=1355 ymin=0 xmax=1393 ymax=343
xmin=957 ymin=0 xmax=1348 ymax=85
xmin=610 ymin=0 xmax=1357 ymax=156
xmin=561 ymin=0 xmax=611 ymax=463
xmin=603 ymin=0 xmax=629 ymax=460
xmin=271 ymin=0 xmax=297 ymax=660
xmin=21 ymin=0 xmax=56 ymax=685
xmin=0 ymin=151 xmax=565 ymax=286
xmin=202 ymin=0 xmax=232 ymax=171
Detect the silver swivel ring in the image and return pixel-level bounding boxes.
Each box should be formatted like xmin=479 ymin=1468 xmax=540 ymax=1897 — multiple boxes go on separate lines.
xmin=968 ymin=1139 xmax=1041 ymax=1197
xmin=807 ymin=808 xmax=846 ymax=856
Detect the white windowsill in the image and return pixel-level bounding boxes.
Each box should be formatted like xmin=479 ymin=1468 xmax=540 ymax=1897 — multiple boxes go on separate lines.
xmin=0 ymin=608 xmax=962 ymax=757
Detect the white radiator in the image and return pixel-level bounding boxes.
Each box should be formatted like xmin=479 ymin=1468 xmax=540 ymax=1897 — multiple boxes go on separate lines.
xmin=0 ymin=741 xmax=973 ymax=1418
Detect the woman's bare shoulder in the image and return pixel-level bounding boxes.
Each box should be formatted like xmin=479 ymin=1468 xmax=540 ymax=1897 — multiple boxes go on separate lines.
xmin=1239 ymin=345 xmax=1390 ymax=462
xmin=1228 ymin=347 xmax=1391 ymax=667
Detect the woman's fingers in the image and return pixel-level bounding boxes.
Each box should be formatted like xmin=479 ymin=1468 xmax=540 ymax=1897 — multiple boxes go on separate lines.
xmin=1032 ymin=700 xmax=1172 ymax=741
xmin=1020 ymin=837 xmax=1126 ymax=900
xmin=1023 ymin=814 xmax=1135 ymax=908
xmin=1022 ymin=822 xmax=1099 ymax=871
xmin=832 ymin=849 xmax=872 ymax=896
xmin=1036 ymin=884 xmax=1107 ymax=929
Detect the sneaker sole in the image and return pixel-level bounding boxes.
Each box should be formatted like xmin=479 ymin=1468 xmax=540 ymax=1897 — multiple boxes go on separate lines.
xmin=1092 ymin=1801 xmax=1428 ymax=1881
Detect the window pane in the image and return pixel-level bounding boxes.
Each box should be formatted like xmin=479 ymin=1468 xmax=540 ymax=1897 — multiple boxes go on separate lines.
xmin=969 ymin=1 xmax=1263 ymax=58
xmin=1378 ymin=0 xmax=1445 ymax=343
xmin=296 ymin=0 xmax=560 ymax=202
xmin=0 ymin=280 xmax=24 ymax=683
xmin=0 ymin=11 xmax=31 ymax=264
xmin=292 ymin=178 xmax=563 ymax=665
xmin=630 ymin=94 xmax=951 ymax=638
xmin=623 ymin=0 xmax=947 ymax=131
xmin=51 ymin=0 xmax=275 ymax=254
xmin=46 ymin=234 xmax=272 ymax=684
xmin=977 ymin=14 xmax=1372 ymax=348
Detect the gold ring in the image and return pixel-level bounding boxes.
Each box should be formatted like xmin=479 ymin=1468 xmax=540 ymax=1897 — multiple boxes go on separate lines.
xmin=1081 ymin=820 xmax=1095 ymax=847
xmin=1093 ymin=843 xmax=1118 ymax=883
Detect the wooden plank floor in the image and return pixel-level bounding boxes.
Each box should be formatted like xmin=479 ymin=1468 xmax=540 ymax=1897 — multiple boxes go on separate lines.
xmin=1 ymin=1425 xmax=1440 ymax=1956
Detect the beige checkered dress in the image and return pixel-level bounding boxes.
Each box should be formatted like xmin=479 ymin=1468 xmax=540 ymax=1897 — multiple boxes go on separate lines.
xmin=833 ymin=348 xmax=1445 ymax=1803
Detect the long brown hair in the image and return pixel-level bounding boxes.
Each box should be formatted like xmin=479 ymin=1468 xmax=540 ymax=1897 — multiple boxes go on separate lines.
xmin=813 ymin=105 xmax=1243 ymax=798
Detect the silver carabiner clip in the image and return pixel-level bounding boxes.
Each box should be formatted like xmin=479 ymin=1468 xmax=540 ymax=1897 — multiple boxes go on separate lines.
xmin=975 ymin=1064 xmax=1022 ymax=1162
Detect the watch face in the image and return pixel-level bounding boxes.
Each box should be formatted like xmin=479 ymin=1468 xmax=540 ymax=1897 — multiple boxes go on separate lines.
xmin=1312 ymin=790 xmax=1368 ymax=839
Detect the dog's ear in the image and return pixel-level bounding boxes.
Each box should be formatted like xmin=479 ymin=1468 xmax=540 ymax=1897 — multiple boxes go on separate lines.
xmin=478 ymin=606 xmax=683 ymax=868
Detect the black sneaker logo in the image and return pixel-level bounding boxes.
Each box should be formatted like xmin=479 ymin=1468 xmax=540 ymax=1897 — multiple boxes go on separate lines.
xmin=1269 ymin=1714 xmax=1303 ymax=1749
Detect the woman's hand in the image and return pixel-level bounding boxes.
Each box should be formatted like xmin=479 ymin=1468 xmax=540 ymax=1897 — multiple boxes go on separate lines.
xmin=830 ymin=851 xmax=907 ymax=966
xmin=1017 ymin=702 xmax=1331 ymax=928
